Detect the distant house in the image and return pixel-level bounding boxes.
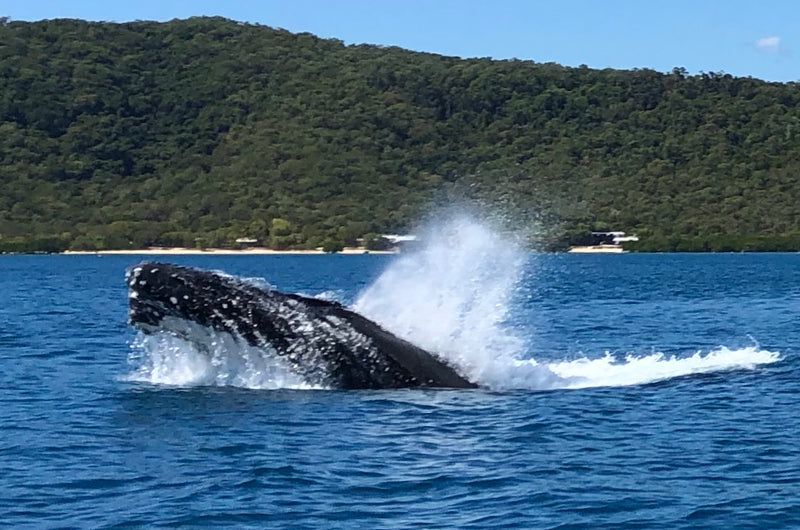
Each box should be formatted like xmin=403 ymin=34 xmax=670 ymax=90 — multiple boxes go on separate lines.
xmin=381 ymin=234 xmax=418 ymax=251
xmin=591 ymin=231 xmax=640 ymax=245
xmin=234 ymin=237 xmax=259 ymax=248
xmin=569 ymin=231 xmax=639 ymax=253
xmin=382 ymin=234 xmax=417 ymax=244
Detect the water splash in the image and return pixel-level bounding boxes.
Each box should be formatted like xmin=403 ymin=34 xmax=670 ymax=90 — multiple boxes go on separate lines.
xmin=354 ymin=214 xmax=780 ymax=390
xmin=493 ymin=346 xmax=781 ymax=391
xmin=124 ymin=320 xmax=322 ymax=390
xmin=354 ymin=214 xmax=526 ymax=384
xmin=126 ymin=214 xmax=780 ymax=390
xmin=547 ymin=346 xmax=780 ymax=389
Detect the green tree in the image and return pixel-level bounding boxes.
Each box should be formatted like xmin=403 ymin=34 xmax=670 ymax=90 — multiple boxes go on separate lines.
xmin=2 ymin=17 xmax=800 ymax=252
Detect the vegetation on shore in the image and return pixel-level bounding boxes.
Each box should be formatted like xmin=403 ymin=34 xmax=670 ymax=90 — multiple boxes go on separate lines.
xmin=2 ymin=16 xmax=800 ymax=253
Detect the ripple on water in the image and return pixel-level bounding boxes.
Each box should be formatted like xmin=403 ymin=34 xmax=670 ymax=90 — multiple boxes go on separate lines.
xmin=3 ymin=254 xmax=800 ymax=528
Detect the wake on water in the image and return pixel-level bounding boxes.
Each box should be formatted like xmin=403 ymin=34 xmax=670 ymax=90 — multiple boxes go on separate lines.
xmin=126 ymin=215 xmax=780 ymax=391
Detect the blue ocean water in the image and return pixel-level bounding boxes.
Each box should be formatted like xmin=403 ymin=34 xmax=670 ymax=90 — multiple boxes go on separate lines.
xmin=2 ymin=247 xmax=800 ymax=528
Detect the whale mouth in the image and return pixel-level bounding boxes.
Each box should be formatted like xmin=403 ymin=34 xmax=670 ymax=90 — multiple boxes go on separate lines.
xmin=126 ymin=264 xmax=179 ymax=329
xmin=126 ymin=265 xmax=159 ymax=327
xmin=126 ymin=263 xmax=230 ymax=331
xmin=128 ymin=297 xmax=166 ymax=330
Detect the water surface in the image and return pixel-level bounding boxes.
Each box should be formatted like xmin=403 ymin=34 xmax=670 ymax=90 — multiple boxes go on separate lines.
xmin=1 ymin=251 xmax=798 ymax=528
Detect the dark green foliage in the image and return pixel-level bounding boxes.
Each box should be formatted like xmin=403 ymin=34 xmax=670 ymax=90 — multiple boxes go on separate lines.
xmin=321 ymin=239 xmax=344 ymax=253
xmin=0 ymin=235 xmax=69 ymax=253
xmin=364 ymin=234 xmax=394 ymax=251
xmin=2 ymin=17 xmax=800 ymax=252
xmin=625 ymin=233 xmax=800 ymax=252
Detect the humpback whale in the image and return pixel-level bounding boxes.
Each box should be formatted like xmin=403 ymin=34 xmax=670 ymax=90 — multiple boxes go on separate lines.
xmin=126 ymin=262 xmax=476 ymax=389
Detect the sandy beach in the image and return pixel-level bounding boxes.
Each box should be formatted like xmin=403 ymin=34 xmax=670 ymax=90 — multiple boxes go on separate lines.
xmin=567 ymin=245 xmax=625 ymax=254
xmin=61 ymin=247 xmax=397 ymax=256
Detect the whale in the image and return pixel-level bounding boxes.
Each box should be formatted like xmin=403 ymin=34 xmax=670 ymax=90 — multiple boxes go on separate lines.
xmin=126 ymin=261 xmax=476 ymax=389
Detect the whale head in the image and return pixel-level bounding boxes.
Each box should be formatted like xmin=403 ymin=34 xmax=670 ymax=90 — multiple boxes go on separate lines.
xmin=126 ymin=262 xmax=247 ymax=332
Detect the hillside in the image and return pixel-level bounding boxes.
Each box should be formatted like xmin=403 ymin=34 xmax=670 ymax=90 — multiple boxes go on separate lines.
xmin=2 ymin=16 xmax=800 ymax=251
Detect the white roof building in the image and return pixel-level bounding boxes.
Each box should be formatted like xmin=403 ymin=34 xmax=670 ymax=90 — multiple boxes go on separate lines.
xmin=381 ymin=234 xmax=418 ymax=244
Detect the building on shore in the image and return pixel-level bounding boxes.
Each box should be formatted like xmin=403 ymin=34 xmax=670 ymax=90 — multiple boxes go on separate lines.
xmin=234 ymin=237 xmax=259 ymax=248
xmin=568 ymin=231 xmax=638 ymax=253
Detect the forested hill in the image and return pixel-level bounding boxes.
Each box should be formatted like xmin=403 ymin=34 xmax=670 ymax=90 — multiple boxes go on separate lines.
xmin=2 ymin=16 xmax=800 ymax=252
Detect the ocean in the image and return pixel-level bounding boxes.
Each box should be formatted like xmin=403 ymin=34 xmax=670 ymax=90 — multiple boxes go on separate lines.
xmin=2 ymin=219 xmax=799 ymax=528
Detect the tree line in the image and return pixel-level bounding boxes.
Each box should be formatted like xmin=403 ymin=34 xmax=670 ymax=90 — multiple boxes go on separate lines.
xmin=1 ymin=17 xmax=800 ymax=252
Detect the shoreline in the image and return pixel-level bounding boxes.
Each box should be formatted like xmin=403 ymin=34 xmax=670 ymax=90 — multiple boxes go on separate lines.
xmin=567 ymin=245 xmax=626 ymax=254
xmin=60 ymin=246 xmax=397 ymax=256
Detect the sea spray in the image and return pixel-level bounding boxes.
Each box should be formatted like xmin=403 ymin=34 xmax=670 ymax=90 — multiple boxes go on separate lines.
xmin=353 ymin=214 xmax=531 ymax=384
xmin=548 ymin=346 xmax=781 ymax=389
xmin=125 ymin=319 xmax=320 ymax=389
xmin=127 ymin=215 xmax=781 ymax=390
xmin=353 ymin=214 xmax=780 ymax=390
xmin=499 ymin=347 xmax=781 ymax=391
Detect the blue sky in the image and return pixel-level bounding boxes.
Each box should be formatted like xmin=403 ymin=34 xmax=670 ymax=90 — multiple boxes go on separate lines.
xmin=4 ymin=0 xmax=798 ymax=82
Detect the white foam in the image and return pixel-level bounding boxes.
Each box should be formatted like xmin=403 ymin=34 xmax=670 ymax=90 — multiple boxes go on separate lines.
xmin=124 ymin=319 xmax=323 ymax=390
xmin=353 ymin=214 xmax=781 ymax=391
xmin=486 ymin=346 xmax=780 ymax=391
xmin=551 ymin=346 xmax=780 ymax=388
xmin=354 ymin=214 xmax=526 ymax=384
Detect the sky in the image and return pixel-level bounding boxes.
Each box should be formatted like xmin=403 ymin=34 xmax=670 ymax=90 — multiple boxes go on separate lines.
xmin=3 ymin=0 xmax=798 ymax=82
